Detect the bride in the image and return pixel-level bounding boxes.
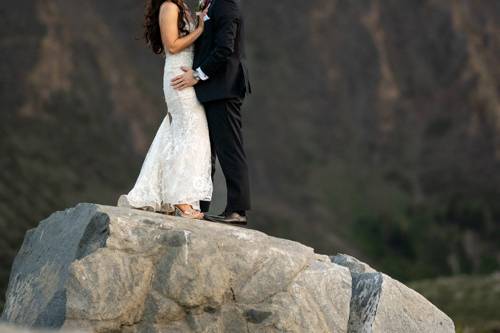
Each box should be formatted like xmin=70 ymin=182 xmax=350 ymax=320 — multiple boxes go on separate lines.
xmin=117 ymin=0 xmax=212 ymax=220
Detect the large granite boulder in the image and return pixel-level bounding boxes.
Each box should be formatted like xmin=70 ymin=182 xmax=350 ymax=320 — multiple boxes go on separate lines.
xmin=331 ymin=254 xmax=455 ymax=333
xmin=1 ymin=203 xmax=454 ymax=332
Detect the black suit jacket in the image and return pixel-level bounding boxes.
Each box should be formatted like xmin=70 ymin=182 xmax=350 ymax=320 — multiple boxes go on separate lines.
xmin=193 ymin=0 xmax=251 ymax=103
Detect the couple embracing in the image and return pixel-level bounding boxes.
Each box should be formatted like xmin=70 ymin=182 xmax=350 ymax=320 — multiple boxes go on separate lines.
xmin=118 ymin=0 xmax=251 ymax=224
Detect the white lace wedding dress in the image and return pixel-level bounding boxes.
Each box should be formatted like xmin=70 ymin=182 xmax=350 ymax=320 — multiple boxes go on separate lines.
xmin=118 ymin=21 xmax=212 ymax=214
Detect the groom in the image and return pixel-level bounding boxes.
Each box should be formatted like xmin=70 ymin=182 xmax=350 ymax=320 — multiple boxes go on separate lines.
xmin=171 ymin=0 xmax=252 ymax=224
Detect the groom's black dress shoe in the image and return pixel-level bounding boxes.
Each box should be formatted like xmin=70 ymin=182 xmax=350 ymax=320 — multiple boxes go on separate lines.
xmin=204 ymin=211 xmax=248 ymax=225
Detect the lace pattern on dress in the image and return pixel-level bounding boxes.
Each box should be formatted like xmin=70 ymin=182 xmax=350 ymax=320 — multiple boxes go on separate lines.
xmin=122 ymin=20 xmax=212 ymax=213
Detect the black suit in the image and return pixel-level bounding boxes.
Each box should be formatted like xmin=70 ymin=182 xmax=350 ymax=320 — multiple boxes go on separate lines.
xmin=193 ymin=0 xmax=251 ymax=102
xmin=194 ymin=0 xmax=251 ymax=213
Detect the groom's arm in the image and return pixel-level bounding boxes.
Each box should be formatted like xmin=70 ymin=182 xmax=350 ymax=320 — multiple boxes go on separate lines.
xmin=171 ymin=0 xmax=239 ymax=90
xmin=197 ymin=0 xmax=240 ymax=79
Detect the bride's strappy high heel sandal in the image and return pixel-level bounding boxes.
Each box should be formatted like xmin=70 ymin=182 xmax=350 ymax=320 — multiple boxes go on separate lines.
xmin=174 ymin=205 xmax=204 ymax=220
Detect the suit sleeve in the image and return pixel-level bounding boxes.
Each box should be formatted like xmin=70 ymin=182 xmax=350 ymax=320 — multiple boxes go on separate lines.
xmin=198 ymin=0 xmax=239 ymax=78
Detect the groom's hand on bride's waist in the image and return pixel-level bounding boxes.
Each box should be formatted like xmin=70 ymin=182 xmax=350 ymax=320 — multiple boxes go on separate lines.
xmin=171 ymin=66 xmax=201 ymax=90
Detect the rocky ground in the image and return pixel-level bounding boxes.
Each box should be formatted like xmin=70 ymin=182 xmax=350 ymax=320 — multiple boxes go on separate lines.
xmin=1 ymin=203 xmax=454 ymax=333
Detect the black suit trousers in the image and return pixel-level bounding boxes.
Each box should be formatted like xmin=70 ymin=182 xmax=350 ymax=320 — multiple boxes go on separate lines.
xmin=199 ymin=97 xmax=251 ymax=213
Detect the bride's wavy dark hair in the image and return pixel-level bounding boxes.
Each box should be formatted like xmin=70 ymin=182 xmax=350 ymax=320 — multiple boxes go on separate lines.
xmin=144 ymin=0 xmax=189 ymax=54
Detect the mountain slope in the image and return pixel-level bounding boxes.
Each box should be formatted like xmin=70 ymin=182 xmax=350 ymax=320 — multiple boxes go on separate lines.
xmin=0 ymin=0 xmax=499 ymax=309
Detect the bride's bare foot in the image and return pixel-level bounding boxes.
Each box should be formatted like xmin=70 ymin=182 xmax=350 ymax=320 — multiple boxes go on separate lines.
xmin=174 ymin=204 xmax=204 ymax=220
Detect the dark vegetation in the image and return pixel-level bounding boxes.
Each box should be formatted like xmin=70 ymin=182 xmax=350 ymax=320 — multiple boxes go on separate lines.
xmin=0 ymin=1 xmax=499 ymax=330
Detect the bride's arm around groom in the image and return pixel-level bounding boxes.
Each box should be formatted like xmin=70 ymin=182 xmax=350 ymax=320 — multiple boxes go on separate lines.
xmin=171 ymin=0 xmax=250 ymax=99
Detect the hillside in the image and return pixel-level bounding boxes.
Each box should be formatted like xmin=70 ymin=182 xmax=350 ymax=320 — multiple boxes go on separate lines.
xmin=0 ymin=0 xmax=499 ymax=318
xmin=410 ymin=273 xmax=500 ymax=332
